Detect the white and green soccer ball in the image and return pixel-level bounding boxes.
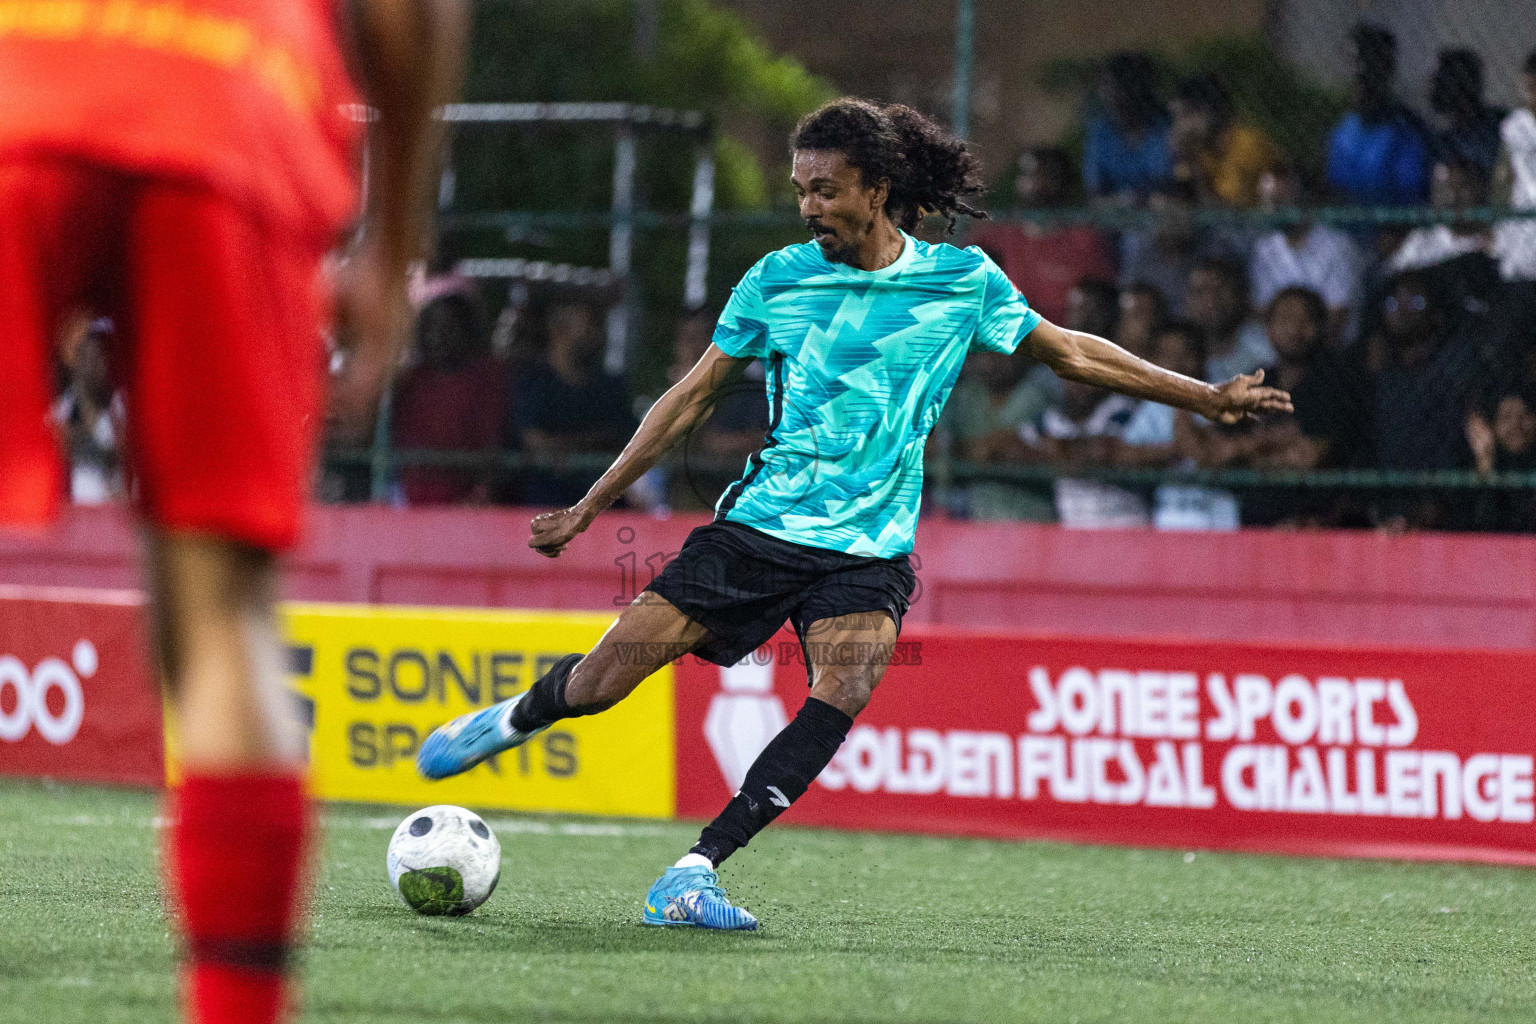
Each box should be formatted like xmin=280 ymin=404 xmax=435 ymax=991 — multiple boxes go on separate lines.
xmin=386 ymin=805 xmax=501 ymax=916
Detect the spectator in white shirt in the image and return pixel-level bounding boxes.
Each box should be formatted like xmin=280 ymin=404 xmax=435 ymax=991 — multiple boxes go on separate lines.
xmin=1389 ymin=158 xmax=1491 ymax=273
xmin=1249 ymin=165 xmax=1361 ymax=343
xmin=1019 ymin=379 xmax=1146 ymax=528
xmin=1116 ymin=320 xmax=1240 ymax=531
xmin=50 ymin=318 xmax=124 ymax=505
xmin=1493 ymin=49 xmax=1536 ymax=282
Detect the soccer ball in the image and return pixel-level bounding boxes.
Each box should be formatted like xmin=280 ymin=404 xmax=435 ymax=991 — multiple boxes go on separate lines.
xmin=386 ymin=805 xmax=502 ymax=916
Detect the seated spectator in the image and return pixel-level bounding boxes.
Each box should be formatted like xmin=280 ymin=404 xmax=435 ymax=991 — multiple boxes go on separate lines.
xmin=938 ymin=350 xmax=1057 ymax=522
xmin=1115 ymin=283 xmax=1166 ymax=360
xmin=1249 ymin=166 xmax=1362 ymax=343
xmin=1430 ymin=48 xmax=1505 ymax=177
xmin=1169 ymin=72 xmax=1281 ymax=207
xmin=1065 ymin=279 xmax=1120 ymax=340
xmin=1117 ymin=320 xmax=1208 ymax=465
xmin=1466 ymin=388 xmax=1536 ymax=530
xmin=1115 ymin=321 xmax=1240 ymax=530
xmin=1467 ymin=388 xmax=1536 ymax=474
xmin=1493 ymin=49 xmax=1536 ymax=283
xmin=1431 ymin=248 xmax=1511 ymax=393
xmin=1233 ymin=289 xmax=1369 ymax=526
xmin=1117 ymin=181 xmax=1203 ymax=315
xmin=666 ymin=308 xmax=768 ymax=461
xmin=1380 ymin=161 xmax=1509 ymax=388
xmin=629 ymin=309 xmax=770 ymax=513
xmin=504 ymin=296 xmax=638 ymax=507
xmin=1326 ymin=23 xmax=1432 ymax=207
xmin=969 ymin=147 xmax=1113 ymax=325
xmin=1083 ymin=51 xmax=1172 ymax=202
xmin=964 ymin=280 xmax=1124 ymax=448
xmin=1019 ymin=380 xmax=1147 ymax=528
xmin=946 ymin=351 xmax=1057 ymax=464
xmin=390 ymin=280 xmax=504 ymax=505
xmin=50 ymin=316 xmax=123 ymax=505
xmin=985 ymin=277 xmax=1119 ymax=436
xmin=1389 ymin=159 xmax=1493 ymax=273
xmin=1360 ymin=271 xmax=1478 ymax=474
xmin=1249 ymin=288 xmax=1365 ymax=471
xmin=491 ymin=290 xmax=541 ymax=371
xmin=1186 ymin=257 xmax=1276 ymax=381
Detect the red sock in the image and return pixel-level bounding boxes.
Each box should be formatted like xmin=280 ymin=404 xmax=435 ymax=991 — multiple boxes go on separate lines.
xmin=168 ymin=773 xmax=311 ymax=1024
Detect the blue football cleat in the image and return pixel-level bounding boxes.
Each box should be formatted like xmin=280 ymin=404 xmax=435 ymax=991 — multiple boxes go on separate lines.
xmin=416 ymin=691 xmax=548 ymax=781
xmin=642 ymin=865 xmax=758 ymax=930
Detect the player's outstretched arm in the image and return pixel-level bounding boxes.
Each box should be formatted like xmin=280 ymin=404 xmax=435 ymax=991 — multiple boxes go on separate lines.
xmin=529 ymin=345 xmax=754 ymax=557
xmin=329 ymin=0 xmax=470 ymax=441
xmin=1024 ymin=319 xmax=1294 ymax=426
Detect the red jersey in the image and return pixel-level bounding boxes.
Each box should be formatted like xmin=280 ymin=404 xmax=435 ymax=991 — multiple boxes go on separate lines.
xmin=392 ymin=358 xmax=507 ymax=505
xmin=0 ymin=0 xmax=360 ymax=239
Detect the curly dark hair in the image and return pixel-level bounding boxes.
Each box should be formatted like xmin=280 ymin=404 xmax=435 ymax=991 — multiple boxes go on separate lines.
xmin=790 ymin=98 xmax=987 ymax=233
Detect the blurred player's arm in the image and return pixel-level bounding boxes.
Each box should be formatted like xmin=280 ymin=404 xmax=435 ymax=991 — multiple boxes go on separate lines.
xmin=1024 ymin=319 xmax=1293 ymax=426
xmin=529 ymin=345 xmax=753 ymax=557
xmin=329 ymin=0 xmax=469 ymax=440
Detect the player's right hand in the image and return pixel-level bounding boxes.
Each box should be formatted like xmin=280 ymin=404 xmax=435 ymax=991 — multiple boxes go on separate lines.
xmin=529 ymin=505 xmax=597 ymax=558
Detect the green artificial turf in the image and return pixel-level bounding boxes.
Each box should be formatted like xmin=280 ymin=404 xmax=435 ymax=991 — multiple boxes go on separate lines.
xmin=3 ymin=778 xmax=1535 ymax=1023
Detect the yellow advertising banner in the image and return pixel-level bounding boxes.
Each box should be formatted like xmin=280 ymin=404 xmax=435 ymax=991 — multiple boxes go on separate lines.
xmin=281 ymin=603 xmax=674 ymax=819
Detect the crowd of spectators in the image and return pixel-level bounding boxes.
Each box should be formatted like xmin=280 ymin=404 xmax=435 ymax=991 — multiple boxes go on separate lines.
xmin=958 ymin=27 xmax=1536 ymax=532
xmin=373 ymin=279 xmax=638 ymax=508
xmin=341 ymin=274 xmax=771 ymax=514
xmin=45 ymin=24 xmax=1536 ymax=534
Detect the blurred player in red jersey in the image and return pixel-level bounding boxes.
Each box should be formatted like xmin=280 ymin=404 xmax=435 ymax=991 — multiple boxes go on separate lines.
xmin=0 ymin=1 xmax=465 ymax=1020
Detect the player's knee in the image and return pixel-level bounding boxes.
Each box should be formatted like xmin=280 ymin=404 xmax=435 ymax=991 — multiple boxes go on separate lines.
xmin=811 ymin=667 xmax=879 ymax=718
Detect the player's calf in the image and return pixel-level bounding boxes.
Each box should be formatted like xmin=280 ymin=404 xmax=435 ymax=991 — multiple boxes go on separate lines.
xmin=419 ymin=592 xmax=708 ymax=782
xmin=417 ymin=650 xmax=635 ymax=781
xmin=173 ymin=774 xmax=310 ymax=1024
xmin=640 ymin=614 xmax=894 ymax=929
xmin=509 ymin=652 xmax=618 ymax=729
xmin=150 ymin=535 xmax=311 ymax=1024
xmin=691 ymin=696 xmax=854 ymax=866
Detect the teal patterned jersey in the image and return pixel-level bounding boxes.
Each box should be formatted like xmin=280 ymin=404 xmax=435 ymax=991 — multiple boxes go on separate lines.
xmin=710 ymin=232 xmax=1042 ymax=557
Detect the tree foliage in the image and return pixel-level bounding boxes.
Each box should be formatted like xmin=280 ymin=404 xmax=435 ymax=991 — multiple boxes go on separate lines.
xmin=447 ymin=1 xmax=832 ymax=390
xmin=456 ymin=0 xmax=831 ymax=213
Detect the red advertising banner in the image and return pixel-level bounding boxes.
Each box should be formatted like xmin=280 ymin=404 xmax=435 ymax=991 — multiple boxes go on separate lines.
xmin=0 ymin=587 xmax=163 ymax=787
xmin=674 ymin=626 xmax=1536 ymax=865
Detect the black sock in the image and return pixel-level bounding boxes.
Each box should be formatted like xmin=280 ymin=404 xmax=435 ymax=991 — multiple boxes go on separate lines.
xmin=508 ymin=654 xmax=608 ymax=732
xmin=690 ymin=697 xmax=853 ymax=867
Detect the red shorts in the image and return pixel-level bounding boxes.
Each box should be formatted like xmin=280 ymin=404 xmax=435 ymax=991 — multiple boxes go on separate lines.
xmin=0 ymin=158 xmax=329 ymax=551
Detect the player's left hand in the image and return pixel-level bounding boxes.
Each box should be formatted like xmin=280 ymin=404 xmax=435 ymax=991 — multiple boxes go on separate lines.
xmin=1208 ymin=369 xmax=1293 ymax=426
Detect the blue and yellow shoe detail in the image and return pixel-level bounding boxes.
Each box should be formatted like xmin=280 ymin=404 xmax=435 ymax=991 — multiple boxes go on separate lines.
xmin=642 ymin=865 xmax=758 ymax=931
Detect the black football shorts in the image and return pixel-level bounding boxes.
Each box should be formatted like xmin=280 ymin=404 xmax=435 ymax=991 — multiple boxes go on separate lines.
xmin=643 ymin=519 xmax=916 ymax=674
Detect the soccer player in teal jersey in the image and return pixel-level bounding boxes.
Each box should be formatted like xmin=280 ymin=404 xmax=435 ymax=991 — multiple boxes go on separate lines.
xmin=418 ymin=99 xmax=1292 ymax=929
